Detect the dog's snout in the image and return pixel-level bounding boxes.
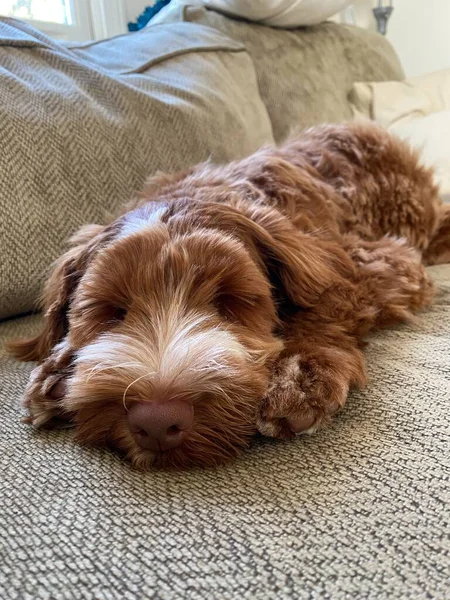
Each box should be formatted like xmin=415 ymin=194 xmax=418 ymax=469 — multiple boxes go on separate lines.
xmin=127 ymin=400 xmax=193 ymax=452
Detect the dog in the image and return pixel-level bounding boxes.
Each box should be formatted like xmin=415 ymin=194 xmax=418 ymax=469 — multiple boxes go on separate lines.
xmin=8 ymin=122 xmax=450 ymax=469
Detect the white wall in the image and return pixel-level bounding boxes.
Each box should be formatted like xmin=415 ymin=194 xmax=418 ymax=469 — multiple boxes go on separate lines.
xmin=388 ymin=0 xmax=450 ymax=77
xmin=344 ymin=0 xmax=450 ymax=77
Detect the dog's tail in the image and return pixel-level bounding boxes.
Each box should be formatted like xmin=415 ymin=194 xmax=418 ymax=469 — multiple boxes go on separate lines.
xmin=424 ymin=204 xmax=450 ymax=265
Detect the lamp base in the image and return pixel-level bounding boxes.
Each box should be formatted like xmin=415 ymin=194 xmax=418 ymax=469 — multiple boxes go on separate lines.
xmin=373 ymin=5 xmax=394 ymax=35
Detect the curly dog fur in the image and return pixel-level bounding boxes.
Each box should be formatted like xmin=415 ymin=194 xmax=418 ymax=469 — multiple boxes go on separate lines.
xmin=8 ymin=122 xmax=450 ymax=469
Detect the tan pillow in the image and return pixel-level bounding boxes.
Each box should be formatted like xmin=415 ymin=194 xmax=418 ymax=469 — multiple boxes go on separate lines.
xmin=349 ymin=70 xmax=450 ymax=199
xmin=0 ymin=17 xmax=273 ymax=320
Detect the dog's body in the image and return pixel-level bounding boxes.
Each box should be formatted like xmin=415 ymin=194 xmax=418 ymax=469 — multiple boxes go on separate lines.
xmin=9 ymin=122 xmax=450 ymax=469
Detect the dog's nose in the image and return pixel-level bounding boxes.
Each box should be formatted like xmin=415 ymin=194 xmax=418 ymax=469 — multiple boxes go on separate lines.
xmin=127 ymin=400 xmax=194 ymax=452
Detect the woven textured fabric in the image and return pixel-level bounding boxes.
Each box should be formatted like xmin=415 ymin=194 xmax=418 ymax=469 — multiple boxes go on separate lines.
xmin=159 ymin=5 xmax=404 ymax=142
xmin=0 ymin=17 xmax=273 ymax=320
xmin=1 ymin=265 xmax=449 ymax=599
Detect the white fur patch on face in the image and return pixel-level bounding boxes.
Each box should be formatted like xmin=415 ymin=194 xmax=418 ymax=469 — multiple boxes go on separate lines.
xmin=153 ymin=309 xmax=248 ymax=380
xmin=119 ymin=207 xmax=167 ymax=239
xmin=74 ymin=307 xmax=249 ymax=400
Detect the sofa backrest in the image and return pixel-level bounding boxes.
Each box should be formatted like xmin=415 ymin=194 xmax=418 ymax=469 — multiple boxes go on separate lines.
xmin=0 ymin=16 xmax=273 ymax=320
xmin=160 ymin=5 xmax=404 ymax=142
xmin=0 ymin=10 xmax=403 ymax=320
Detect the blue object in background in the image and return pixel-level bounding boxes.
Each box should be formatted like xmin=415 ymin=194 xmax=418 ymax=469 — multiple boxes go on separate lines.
xmin=128 ymin=0 xmax=172 ymax=32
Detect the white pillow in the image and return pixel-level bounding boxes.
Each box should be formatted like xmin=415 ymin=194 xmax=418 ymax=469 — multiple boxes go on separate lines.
xmin=349 ymin=70 xmax=450 ymax=200
xmin=205 ymin=0 xmax=352 ymax=26
xmin=154 ymin=0 xmax=352 ymax=28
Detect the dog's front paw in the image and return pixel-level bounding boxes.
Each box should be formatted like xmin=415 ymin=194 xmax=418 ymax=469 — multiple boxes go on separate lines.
xmin=257 ymin=354 xmax=348 ymax=439
xmin=23 ymin=341 xmax=74 ymax=428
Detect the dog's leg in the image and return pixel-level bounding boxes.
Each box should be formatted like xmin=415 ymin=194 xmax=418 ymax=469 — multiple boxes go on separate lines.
xmin=22 ymin=338 xmax=74 ymax=428
xmin=258 ymin=322 xmax=367 ymax=438
xmin=258 ymin=236 xmax=435 ymax=438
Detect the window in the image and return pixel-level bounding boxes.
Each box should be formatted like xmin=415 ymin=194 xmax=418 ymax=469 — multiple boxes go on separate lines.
xmin=0 ymin=0 xmax=127 ymax=41
xmin=0 ymin=0 xmax=72 ymax=24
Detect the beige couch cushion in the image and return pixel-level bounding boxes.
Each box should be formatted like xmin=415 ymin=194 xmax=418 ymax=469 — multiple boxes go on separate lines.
xmin=1 ymin=264 xmax=449 ymax=598
xmin=0 ymin=17 xmax=273 ymax=320
xmin=157 ymin=5 xmax=404 ymax=142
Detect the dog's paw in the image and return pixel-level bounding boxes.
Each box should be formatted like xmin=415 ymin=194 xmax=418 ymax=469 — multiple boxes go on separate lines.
xmin=257 ymin=354 xmax=348 ymax=439
xmin=23 ymin=341 xmax=74 ymax=428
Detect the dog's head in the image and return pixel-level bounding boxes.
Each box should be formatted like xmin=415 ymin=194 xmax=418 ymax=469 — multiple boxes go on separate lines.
xmin=11 ymin=181 xmax=341 ymax=469
xmin=64 ymin=201 xmax=286 ymax=469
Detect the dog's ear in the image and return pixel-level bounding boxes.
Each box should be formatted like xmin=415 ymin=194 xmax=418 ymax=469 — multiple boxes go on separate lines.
xmin=241 ymin=203 xmax=355 ymax=308
xmin=7 ymin=224 xmax=114 ymax=362
xmin=198 ymin=201 xmax=353 ymax=309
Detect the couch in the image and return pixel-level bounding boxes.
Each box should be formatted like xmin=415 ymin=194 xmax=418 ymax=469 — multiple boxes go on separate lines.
xmin=0 ymin=6 xmax=448 ymax=599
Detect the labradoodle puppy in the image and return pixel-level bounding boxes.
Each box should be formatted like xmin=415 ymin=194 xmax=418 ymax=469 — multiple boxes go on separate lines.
xmin=8 ymin=122 xmax=450 ymax=469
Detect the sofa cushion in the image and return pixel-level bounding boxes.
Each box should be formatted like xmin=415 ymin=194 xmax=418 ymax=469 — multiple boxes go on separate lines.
xmin=1 ymin=264 xmax=449 ymax=599
xmin=156 ymin=5 xmax=404 ymax=142
xmin=0 ymin=17 xmax=273 ymax=320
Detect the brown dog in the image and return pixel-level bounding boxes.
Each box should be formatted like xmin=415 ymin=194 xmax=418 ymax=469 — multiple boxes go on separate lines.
xmin=8 ymin=122 xmax=450 ymax=469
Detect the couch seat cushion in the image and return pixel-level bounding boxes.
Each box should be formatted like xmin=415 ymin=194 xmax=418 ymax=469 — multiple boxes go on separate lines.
xmin=1 ymin=264 xmax=449 ymax=599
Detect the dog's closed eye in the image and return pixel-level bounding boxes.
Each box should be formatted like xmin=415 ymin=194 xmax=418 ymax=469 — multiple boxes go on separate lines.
xmin=213 ymin=291 xmax=264 ymax=326
xmin=68 ymin=299 xmax=129 ymax=345
xmin=110 ymin=306 xmax=127 ymax=323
